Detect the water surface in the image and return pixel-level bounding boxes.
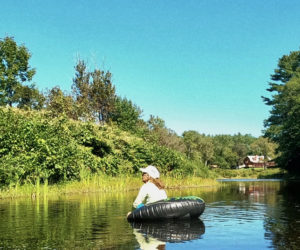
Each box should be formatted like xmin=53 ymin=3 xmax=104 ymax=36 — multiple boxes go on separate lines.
xmin=0 ymin=180 xmax=299 ymax=249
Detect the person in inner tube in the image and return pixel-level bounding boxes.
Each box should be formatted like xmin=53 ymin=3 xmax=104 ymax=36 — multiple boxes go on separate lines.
xmin=127 ymin=165 xmax=167 ymax=216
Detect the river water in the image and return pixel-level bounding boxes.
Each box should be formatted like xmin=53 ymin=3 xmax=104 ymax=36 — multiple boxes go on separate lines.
xmin=0 ymin=180 xmax=299 ymax=249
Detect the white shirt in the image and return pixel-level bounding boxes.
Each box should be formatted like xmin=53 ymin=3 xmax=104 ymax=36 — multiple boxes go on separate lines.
xmin=133 ymin=182 xmax=167 ymax=208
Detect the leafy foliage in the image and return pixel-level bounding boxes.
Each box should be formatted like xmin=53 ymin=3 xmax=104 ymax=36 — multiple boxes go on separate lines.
xmin=0 ymin=107 xmax=211 ymax=187
xmin=109 ymin=96 xmax=143 ymax=133
xmin=45 ymin=86 xmax=76 ymax=119
xmin=0 ymin=37 xmax=37 ymax=107
xmin=146 ymin=115 xmax=185 ymax=153
xmin=0 ymin=108 xmax=98 ymax=186
xmin=183 ymin=130 xmax=214 ymax=165
xmin=181 ymin=132 xmax=276 ymax=169
xmin=263 ymin=50 xmax=300 ymax=172
xmin=72 ymin=60 xmax=116 ymax=122
xmin=0 ymin=37 xmax=285 ymax=190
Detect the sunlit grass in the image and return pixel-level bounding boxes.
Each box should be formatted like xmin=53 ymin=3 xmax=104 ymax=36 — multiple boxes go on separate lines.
xmin=213 ymin=167 xmax=286 ymax=179
xmin=164 ymin=176 xmax=219 ymax=189
xmin=0 ymin=174 xmax=219 ymax=199
xmin=1 ymin=168 xmax=289 ymax=200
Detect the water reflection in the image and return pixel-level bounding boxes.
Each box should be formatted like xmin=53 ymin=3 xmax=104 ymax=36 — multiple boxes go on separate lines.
xmin=1 ymin=181 xmax=300 ymax=249
xmin=264 ymin=180 xmax=300 ymax=249
xmin=130 ymin=219 xmax=205 ymax=249
xmin=0 ymin=194 xmax=137 ymax=249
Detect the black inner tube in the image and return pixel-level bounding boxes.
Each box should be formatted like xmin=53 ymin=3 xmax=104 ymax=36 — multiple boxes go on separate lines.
xmin=127 ymin=196 xmax=205 ymax=221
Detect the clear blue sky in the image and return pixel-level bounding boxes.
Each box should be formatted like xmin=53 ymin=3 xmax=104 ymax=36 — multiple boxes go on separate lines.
xmin=1 ymin=0 xmax=300 ymax=137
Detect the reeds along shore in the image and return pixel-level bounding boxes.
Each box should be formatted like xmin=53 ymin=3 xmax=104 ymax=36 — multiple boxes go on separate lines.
xmin=0 ymin=175 xmax=219 ymax=199
xmin=0 ymin=168 xmax=286 ymax=200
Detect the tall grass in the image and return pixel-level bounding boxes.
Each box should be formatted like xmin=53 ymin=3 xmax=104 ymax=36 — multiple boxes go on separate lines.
xmin=0 ymin=174 xmax=218 ymax=199
xmin=213 ymin=167 xmax=286 ymax=179
xmin=1 ymin=168 xmax=287 ymax=200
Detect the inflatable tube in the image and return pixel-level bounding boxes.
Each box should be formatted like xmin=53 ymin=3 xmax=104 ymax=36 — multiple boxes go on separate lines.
xmin=127 ymin=196 xmax=205 ymax=221
xmin=130 ymin=219 xmax=205 ymax=243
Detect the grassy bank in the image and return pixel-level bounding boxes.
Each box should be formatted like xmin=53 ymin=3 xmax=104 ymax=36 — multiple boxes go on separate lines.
xmin=0 ymin=175 xmax=219 ymax=199
xmin=213 ymin=167 xmax=287 ymax=179
xmin=0 ymin=168 xmax=292 ymax=200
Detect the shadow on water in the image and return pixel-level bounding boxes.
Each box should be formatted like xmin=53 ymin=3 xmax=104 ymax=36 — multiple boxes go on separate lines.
xmin=130 ymin=219 xmax=205 ymax=249
xmin=264 ymin=180 xmax=300 ymax=249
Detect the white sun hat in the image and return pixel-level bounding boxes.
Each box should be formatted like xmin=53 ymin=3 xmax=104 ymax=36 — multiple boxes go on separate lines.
xmin=139 ymin=165 xmax=160 ymax=179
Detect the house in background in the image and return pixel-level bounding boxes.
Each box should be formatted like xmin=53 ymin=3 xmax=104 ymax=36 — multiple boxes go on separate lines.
xmin=244 ymin=155 xmax=265 ymax=168
xmin=243 ymin=155 xmax=277 ymax=168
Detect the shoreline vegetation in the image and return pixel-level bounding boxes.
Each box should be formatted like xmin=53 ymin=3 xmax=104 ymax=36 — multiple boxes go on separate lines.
xmin=0 ymin=175 xmax=219 ymax=200
xmin=0 ymin=168 xmax=289 ymax=200
xmin=1 ymin=37 xmax=299 ymax=201
xmin=0 ymin=107 xmax=279 ymax=198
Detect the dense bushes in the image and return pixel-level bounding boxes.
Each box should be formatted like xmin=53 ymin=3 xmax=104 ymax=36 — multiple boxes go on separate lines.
xmin=0 ymin=108 xmax=98 ymax=185
xmin=0 ymin=107 xmax=209 ymax=187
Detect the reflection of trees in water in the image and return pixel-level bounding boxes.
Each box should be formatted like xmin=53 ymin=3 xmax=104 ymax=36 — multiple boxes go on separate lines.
xmin=202 ymin=181 xmax=282 ymax=210
xmin=238 ymin=181 xmax=282 ymax=204
xmin=199 ymin=181 xmax=300 ymax=249
xmin=264 ymin=181 xmax=300 ymax=249
xmin=131 ymin=219 xmax=205 ymax=249
xmin=0 ymin=195 xmax=137 ymax=249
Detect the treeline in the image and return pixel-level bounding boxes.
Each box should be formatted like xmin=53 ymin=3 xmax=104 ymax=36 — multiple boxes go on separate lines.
xmin=0 ymin=36 xmax=284 ymax=187
xmin=0 ymin=108 xmax=197 ymax=186
xmin=263 ymin=50 xmax=300 ymax=173
xmin=0 ymin=107 xmax=277 ymax=187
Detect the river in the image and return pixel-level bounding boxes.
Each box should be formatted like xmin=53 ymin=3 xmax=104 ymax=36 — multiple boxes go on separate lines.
xmin=0 ymin=180 xmax=299 ymax=249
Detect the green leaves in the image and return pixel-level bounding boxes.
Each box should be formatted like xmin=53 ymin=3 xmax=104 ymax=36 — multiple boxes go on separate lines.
xmin=0 ymin=108 xmax=95 ymax=185
xmin=264 ymin=50 xmax=300 ymax=172
xmin=0 ymin=36 xmax=37 ymax=107
xmin=71 ymin=60 xmax=116 ymax=122
xmin=109 ymin=96 xmax=142 ymax=133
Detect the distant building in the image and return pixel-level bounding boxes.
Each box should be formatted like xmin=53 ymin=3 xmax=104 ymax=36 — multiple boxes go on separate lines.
xmin=243 ymin=155 xmax=276 ymax=168
xmin=244 ymin=155 xmax=265 ymax=168
xmin=266 ymin=160 xmax=277 ymax=168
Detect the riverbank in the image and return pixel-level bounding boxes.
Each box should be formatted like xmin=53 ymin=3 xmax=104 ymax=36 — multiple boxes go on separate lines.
xmin=0 ymin=175 xmax=219 ymax=199
xmin=0 ymin=168 xmax=292 ymax=200
xmin=212 ymin=167 xmax=288 ymax=179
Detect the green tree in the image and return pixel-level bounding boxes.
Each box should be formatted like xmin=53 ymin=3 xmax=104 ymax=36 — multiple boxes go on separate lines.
xmin=0 ymin=37 xmax=36 ymax=106
xmin=90 ymin=69 xmax=116 ymax=123
xmin=232 ymin=133 xmax=255 ymax=165
xmin=212 ymin=135 xmax=238 ymax=168
xmin=182 ymin=130 xmax=199 ymax=159
xmin=147 ymin=115 xmax=184 ymax=152
xmin=250 ymin=137 xmax=277 ymax=160
xmin=45 ymin=86 xmax=76 ymax=119
xmin=109 ymin=96 xmax=143 ymax=132
xmin=72 ymin=60 xmax=116 ymax=122
xmin=72 ymin=60 xmax=93 ymax=120
xmin=182 ymin=131 xmax=214 ymax=166
xmin=13 ymin=84 xmax=45 ymax=110
xmin=263 ymin=50 xmax=300 ymax=172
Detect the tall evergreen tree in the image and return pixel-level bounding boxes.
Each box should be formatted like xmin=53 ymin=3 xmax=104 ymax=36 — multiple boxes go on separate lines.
xmin=72 ymin=60 xmax=92 ymax=120
xmin=263 ymin=50 xmax=300 ymax=173
xmin=72 ymin=60 xmax=116 ymax=122
xmin=90 ymin=69 xmax=116 ymax=123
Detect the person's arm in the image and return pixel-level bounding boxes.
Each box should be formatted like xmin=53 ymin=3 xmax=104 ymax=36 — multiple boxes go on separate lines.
xmin=133 ymin=184 xmax=148 ymax=208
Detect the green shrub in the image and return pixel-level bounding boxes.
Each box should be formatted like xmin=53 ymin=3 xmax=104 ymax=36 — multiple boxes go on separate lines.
xmin=0 ymin=107 xmax=213 ymax=187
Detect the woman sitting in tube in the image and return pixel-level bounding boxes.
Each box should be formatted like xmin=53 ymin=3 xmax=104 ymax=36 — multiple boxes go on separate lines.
xmin=127 ymin=165 xmax=167 ymax=217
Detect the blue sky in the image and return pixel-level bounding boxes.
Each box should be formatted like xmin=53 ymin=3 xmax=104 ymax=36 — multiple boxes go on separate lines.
xmin=1 ymin=0 xmax=300 ymax=137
